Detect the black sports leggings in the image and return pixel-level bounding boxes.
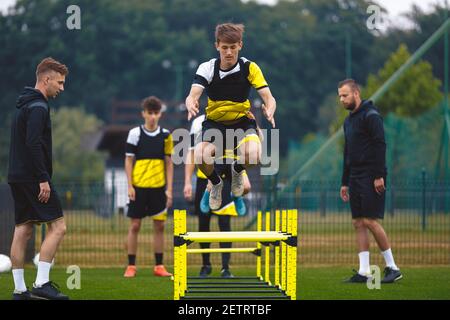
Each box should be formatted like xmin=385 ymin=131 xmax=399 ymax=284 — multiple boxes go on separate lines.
xmin=198 ymin=214 xmax=231 ymax=269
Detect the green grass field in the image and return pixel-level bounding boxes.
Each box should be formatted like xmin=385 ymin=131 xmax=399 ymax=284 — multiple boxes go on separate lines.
xmin=1 ymin=266 xmax=449 ymax=300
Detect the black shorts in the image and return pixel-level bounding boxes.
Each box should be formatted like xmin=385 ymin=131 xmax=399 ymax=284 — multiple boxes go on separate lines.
xmin=9 ymin=182 xmax=63 ymax=226
xmin=127 ymin=186 xmax=167 ymax=220
xmin=349 ymin=176 xmax=385 ymax=219
xmin=200 ymin=117 xmax=259 ymax=162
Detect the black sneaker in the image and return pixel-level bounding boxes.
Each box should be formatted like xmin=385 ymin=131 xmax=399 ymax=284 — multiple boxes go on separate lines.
xmin=381 ymin=267 xmax=402 ymax=283
xmin=343 ymin=269 xmax=370 ymax=283
xmin=199 ymin=265 xmax=212 ymax=278
xmin=32 ymin=281 xmax=69 ymax=300
xmin=221 ymin=268 xmax=234 ymax=278
xmin=12 ymin=290 xmax=35 ymax=300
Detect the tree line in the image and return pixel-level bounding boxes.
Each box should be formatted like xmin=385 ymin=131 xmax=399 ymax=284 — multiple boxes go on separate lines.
xmin=0 ymin=0 xmax=448 ymax=181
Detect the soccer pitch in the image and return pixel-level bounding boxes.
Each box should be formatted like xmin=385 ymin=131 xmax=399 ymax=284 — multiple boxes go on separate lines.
xmin=1 ymin=266 xmax=449 ymax=300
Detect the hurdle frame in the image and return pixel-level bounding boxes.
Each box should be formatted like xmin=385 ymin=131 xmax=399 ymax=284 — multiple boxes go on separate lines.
xmin=173 ymin=209 xmax=298 ymax=300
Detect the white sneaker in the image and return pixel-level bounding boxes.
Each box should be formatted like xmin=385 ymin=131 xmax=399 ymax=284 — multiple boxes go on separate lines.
xmin=209 ymin=179 xmax=223 ymax=210
xmin=231 ymin=166 xmax=244 ymax=197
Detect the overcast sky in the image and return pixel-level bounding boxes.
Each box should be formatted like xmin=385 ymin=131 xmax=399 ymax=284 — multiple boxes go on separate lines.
xmin=0 ymin=0 xmax=446 ymax=29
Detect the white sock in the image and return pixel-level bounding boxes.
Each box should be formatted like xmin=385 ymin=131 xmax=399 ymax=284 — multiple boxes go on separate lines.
xmin=35 ymin=261 xmax=52 ymax=287
xmin=12 ymin=269 xmax=27 ymax=293
xmin=358 ymin=251 xmax=370 ymax=276
xmin=382 ymin=248 xmax=399 ymax=270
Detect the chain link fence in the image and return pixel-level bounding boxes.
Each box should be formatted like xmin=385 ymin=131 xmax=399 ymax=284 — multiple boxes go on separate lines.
xmin=1 ymin=174 xmax=449 ymax=268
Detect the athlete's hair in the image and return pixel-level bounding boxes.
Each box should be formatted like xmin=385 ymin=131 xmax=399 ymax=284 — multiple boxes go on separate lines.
xmin=215 ymin=23 xmax=244 ymax=43
xmin=36 ymin=57 xmax=69 ymax=79
xmin=338 ymin=79 xmax=360 ymax=93
xmin=141 ymin=96 xmax=162 ymax=112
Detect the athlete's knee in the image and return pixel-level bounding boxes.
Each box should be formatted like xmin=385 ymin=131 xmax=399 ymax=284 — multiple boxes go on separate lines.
xmin=23 ymin=228 xmax=33 ymax=241
xmin=240 ymin=141 xmax=261 ymax=165
xmin=130 ymin=220 xmax=141 ymax=233
xmin=352 ymin=219 xmax=365 ymax=229
xmin=362 ymin=218 xmax=380 ymax=229
xmin=49 ymin=219 xmax=66 ymax=238
xmin=57 ymin=223 xmax=67 ymax=237
xmin=200 ymin=242 xmax=210 ymax=249
xmin=15 ymin=224 xmax=33 ymax=240
xmin=153 ymin=220 xmax=165 ymax=233
xmin=218 ymin=217 xmax=231 ymax=231
xmin=194 ymin=142 xmax=215 ymax=165
xmin=220 ymin=242 xmax=232 ymax=248
xmin=193 ymin=144 xmax=203 ymax=164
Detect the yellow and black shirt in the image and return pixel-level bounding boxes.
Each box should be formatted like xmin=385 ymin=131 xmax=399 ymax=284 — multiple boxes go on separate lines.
xmin=193 ymin=57 xmax=268 ymax=122
xmin=125 ymin=126 xmax=173 ymax=188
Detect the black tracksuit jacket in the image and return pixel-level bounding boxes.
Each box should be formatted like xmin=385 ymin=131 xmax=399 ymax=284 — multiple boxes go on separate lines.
xmin=342 ymin=100 xmax=387 ymax=186
xmin=8 ymin=87 xmax=53 ymax=183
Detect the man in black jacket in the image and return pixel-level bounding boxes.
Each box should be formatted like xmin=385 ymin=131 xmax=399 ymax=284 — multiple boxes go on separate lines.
xmin=338 ymin=79 xmax=402 ymax=284
xmin=8 ymin=57 xmax=69 ymax=300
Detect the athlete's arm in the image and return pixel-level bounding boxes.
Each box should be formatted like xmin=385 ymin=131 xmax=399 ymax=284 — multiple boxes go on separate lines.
xmin=257 ymin=87 xmax=276 ymax=128
xmin=184 ymin=149 xmax=195 ymax=201
xmin=125 ymin=155 xmax=135 ymax=201
xmin=165 ymin=155 xmax=174 ymax=208
xmin=185 ymin=86 xmax=204 ymax=120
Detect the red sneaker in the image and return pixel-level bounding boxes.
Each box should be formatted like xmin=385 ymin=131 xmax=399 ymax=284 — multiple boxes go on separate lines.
xmin=153 ymin=265 xmax=172 ymax=277
xmin=124 ymin=265 xmax=137 ymax=278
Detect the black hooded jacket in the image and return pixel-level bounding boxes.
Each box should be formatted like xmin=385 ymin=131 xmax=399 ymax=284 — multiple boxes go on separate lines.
xmin=341 ymin=100 xmax=387 ymax=186
xmin=8 ymin=87 xmax=53 ymax=183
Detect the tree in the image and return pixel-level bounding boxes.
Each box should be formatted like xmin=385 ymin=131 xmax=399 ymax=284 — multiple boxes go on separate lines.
xmin=52 ymin=107 xmax=106 ymax=182
xmin=330 ymin=43 xmax=443 ymax=133
xmin=364 ymin=44 xmax=443 ymax=117
xmin=0 ymin=0 xmax=385 ymax=158
xmin=363 ymin=44 xmax=444 ymax=180
xmin=325 ymin=43 xmax=444 ymax=181
xmin=379 ymin=3 xmax=450 ymax=84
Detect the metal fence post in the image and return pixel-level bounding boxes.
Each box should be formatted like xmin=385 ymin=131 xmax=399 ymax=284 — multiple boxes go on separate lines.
xmin=320 ymin=188 xmax=327 ymax=218
xmin=295 ymin=185 xmax=301 ymax=211
xmin=111 ymin=168 xmax=116 ymax=216
xmin=389 ymin=179 xmax=395 ymax=217
xmin=422 ymin=168 xmax=427 ymax=231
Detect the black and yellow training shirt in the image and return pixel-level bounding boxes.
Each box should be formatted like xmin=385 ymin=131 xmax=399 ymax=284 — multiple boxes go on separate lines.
xmin=193 ymin=57 xmax=268 ymax=122
xmin=125 ymin=126 xmax=173 ymax=188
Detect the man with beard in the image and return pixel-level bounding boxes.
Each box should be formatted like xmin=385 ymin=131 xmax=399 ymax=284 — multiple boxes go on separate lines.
xmin=338 ymin=79 xmax=402 ymax=284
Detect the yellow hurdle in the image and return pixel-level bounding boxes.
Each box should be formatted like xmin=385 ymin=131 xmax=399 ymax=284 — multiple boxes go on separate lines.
xmin=173 ymin=209 xmax=180 ymax=300
xmin=187 ymin=248 xmax=258 ymax=254
xmin=182 ymin=231 xmax=290 ymax=242
xmin=173 ymin=208 xmax=298 ymax=300
xmin=281 ymin=209 xmax=287 ymax=292
xmin=286 ymin=209 xmax=298 ymax=300
xmin=265 ymin=211 xmax=271 ymax=285
xmin=256 ymin=211 xmax=262 ymax=280
xmin=274 ymin=210 xmax=281 ymax=287
xmin=173 ymin=209 xmax=187 ymax=300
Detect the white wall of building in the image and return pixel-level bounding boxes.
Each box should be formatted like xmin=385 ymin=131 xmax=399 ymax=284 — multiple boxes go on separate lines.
xmin=104 ymin=168 xmax=129 ymax=211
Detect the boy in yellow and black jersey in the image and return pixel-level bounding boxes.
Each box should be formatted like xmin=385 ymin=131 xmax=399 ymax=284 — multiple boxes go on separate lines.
xmin=184 ymin=114 xmax=252 ymax=278
xmin=185 ymin=22 xmax=277 ymax=212
xmin=123 ymin=96 xmax=174 ymax=278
